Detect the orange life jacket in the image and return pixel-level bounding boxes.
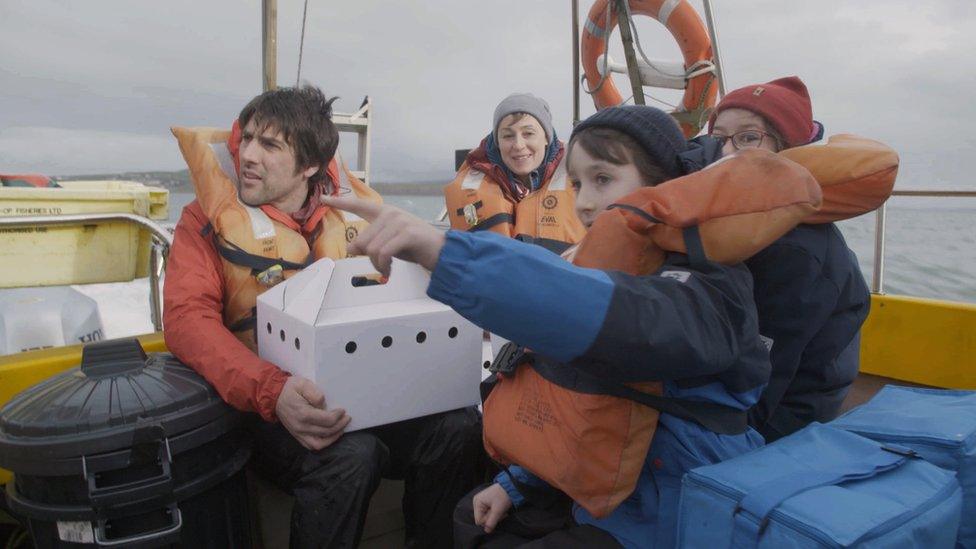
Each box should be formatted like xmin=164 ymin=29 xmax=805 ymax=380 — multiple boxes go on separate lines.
xmin=443 ymin=157 xmax=586 ymax=253
xmin=171 ymin=126 xmax=381 ymax=350
xmin=781 ymin=134 xmax=899 ymax=224
xmin=482 ymin=149 xmax=823 ymax=519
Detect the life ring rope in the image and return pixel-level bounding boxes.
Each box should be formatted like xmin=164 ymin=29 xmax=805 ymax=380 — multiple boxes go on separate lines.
xmin=581 ymin=5 xmax=615 ymax=97
xmin=621 ymin=0 xmax=691 ymax=80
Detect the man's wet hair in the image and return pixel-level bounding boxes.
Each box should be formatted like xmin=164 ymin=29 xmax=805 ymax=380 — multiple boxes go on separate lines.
xmin=238 ymin=85 xmax=339 ymax=187
xmin=568 ymin=127 xmax=669 ymax=187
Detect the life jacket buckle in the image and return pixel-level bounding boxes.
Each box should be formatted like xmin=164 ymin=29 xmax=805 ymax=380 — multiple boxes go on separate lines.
xmin=489 ymin=342 xmax=525 ymax=375
xmin=255 ymin=264 xmax=284 ymax=287
xmin=462 ymin=203 xmax=480 ymax=227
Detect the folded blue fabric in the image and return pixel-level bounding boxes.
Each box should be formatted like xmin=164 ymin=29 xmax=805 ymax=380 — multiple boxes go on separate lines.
xmin=678 ymin=423 xmax=962 ymax=548
xmin=832 ymin=385 xmax=976 ymax=548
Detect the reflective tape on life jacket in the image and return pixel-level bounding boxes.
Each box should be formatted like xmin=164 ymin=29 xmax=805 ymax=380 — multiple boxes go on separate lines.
xmin=779 ymin=134 xmax=899 ymax=224
xmin=482 ymin=149 xmax=822 ymax=519
xmin=581 ymin=0 xmax=717 ymax=137
xmin=171 ymin=125 xmax=381 ymax=351
xmin=443 ymin=158 xmax=586 ymax=254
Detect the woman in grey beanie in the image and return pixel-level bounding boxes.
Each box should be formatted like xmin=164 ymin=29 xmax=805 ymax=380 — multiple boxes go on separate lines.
xmin=443 ymin=93 xmax=585 ymax=254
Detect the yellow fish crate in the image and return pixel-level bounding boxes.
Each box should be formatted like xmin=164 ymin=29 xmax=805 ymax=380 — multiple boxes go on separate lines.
xmin=0 ymin=181 xmax=169 ymax=287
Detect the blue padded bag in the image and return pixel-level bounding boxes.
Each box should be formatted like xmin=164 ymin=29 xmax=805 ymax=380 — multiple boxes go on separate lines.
xmin=832 ymin=386 xmax=976 ymax=548
xmin=678 ymin=423 xmax=962 ymax=548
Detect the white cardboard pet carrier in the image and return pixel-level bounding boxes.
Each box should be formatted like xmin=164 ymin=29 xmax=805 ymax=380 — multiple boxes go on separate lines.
xmin=256 ymin=256 xmax=482 ymax=431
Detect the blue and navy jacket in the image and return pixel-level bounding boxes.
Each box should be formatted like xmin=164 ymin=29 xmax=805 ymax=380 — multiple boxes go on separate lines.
xmin=427 ymin=230 xmax=770 ymax=548
xmin=745 ymin=223 xmax=870 ymax=441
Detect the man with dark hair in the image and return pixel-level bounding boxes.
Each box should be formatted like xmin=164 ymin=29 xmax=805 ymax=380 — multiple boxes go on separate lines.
xmin=165 ymin=85 xmax=484 ymax=548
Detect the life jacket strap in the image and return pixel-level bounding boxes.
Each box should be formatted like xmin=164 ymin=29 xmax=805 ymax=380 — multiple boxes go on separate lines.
xmin=531 ymin=357 xmax=749 ymax=435
xmin=215 ymin=234 xmax=312 ymax=275
xmin=682 ymin=225 xmax=708 ymax=269
xmin=455 ymin=200 xmax=484 ymax=217
xmin=607 ymin=203 xmax=663 ymax=224
xmin=514 ymin=234 xmax=573 ymax=255
xmin=469 ymin=212 xmax=515 ymax=233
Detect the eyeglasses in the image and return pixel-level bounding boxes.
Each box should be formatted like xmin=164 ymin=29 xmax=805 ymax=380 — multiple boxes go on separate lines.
xmin=712 ymin=130 xmax=782 ymax=151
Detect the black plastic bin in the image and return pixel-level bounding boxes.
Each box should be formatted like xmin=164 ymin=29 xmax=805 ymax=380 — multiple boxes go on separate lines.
xmin=0 ymin=339 xmax=252 ymax=548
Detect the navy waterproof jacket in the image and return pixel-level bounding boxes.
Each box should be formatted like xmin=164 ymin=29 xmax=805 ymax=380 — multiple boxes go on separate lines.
xmin=427 ymin=230 xmax=770 ymax=548
xmin=745 ymin=222 xmax=870 ymax=441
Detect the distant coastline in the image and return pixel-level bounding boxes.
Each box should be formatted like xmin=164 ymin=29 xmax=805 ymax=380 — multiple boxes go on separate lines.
xmin=55 ymin=170 xmax=445 ymax=195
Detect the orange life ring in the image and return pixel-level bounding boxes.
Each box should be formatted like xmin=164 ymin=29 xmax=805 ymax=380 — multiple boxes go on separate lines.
xmin=581 ymin=0 xmax=717 ymax=137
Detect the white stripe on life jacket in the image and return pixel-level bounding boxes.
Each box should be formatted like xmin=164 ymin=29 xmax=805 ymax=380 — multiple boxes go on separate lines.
xmin=211 ymin=142 xmax=240 ymax=186
xmin=242 ymin=204 xmax=276 ymax=241
xmin=461 ymin=169 xmax=485 ymax=190
xmin=547 ymin=158 xmax=569 ymax=191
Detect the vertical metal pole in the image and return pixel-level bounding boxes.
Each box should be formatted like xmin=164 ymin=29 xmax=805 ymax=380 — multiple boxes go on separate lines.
xmin=572 ymin=0 xmax=581 ymax=125
xmin=615 ymin=0 xmax=645 ymax=105
xmin=702 ymin=0 xmax=727 ymax=97
xmin=359 ymin=98 xmax=372 ymax=186
xmin=872 ymin=203 xmax=887 ymax=294
xmin=149 ymin=239 xmax=165 ymax=332
xmin=262 ymin=0 xmax=278 ymax=92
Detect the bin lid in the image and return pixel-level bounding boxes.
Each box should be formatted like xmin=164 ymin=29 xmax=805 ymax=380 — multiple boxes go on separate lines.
xmin=0 ymin=338 xmax=232 ymax=465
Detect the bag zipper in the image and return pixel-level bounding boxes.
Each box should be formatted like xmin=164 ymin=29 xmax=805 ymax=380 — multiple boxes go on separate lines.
xmin=840 ymin=429 xmax=965 ymax=451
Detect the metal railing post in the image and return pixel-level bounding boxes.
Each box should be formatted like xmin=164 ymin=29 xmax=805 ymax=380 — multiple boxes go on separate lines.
xmin=702 ymin=0 xmax=727 ymax=98
xmin=871 ymin=202 xmax=887 ymax=294
xmin=148 ymin=237 xmax=169 ymax=332
xmin=572 ymin=0 xmax=581 ymax=125
xmin=0 ymin=213 xmax=174 ymax=331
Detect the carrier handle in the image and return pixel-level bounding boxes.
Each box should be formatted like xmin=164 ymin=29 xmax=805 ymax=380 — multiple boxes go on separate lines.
xmin=94 ymin=503 xmax=182 ymax=546
xmin=730 ymin=441 xmax=915 ymax=547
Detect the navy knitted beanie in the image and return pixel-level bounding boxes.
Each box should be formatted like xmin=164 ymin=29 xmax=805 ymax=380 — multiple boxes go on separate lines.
xmin=571 ymin=105 xmax=688 ymax=178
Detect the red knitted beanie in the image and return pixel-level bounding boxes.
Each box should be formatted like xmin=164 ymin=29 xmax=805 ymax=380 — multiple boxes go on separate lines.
xmin=708 ymin=76 xmax=822 ymax=148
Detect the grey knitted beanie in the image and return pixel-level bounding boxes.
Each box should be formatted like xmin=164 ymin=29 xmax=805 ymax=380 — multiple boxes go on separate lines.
xmin=493 ymin=93 xmax=554 ymax=143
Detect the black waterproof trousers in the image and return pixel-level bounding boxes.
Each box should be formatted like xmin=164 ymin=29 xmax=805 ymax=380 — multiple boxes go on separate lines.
xmin=250 ymin=407 xmax=485 ymax=549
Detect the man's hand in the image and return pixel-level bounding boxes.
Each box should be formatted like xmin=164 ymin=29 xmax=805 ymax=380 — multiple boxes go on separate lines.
xmin=472 ymin=483 xmax=512 ymax=534
xmin=322 ymin=195 xmax=446 ymax=277
xmin=275 ymin=375 xmax=350 ymax=451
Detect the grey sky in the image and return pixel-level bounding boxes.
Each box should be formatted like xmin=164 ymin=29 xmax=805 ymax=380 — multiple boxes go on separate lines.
xmin=1 ymin=0 xmax=974 ymax=187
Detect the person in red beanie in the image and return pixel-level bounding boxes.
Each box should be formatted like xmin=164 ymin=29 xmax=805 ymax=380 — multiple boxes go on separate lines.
xmin=708 ymin=75 xmax=824 ymax=154
xmin=708 ymin=76 xmax=870 ymax=442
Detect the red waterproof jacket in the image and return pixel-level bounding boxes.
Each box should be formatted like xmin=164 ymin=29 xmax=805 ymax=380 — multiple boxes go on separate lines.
xmin=164 ymin=200 xmax=308 ymax=421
